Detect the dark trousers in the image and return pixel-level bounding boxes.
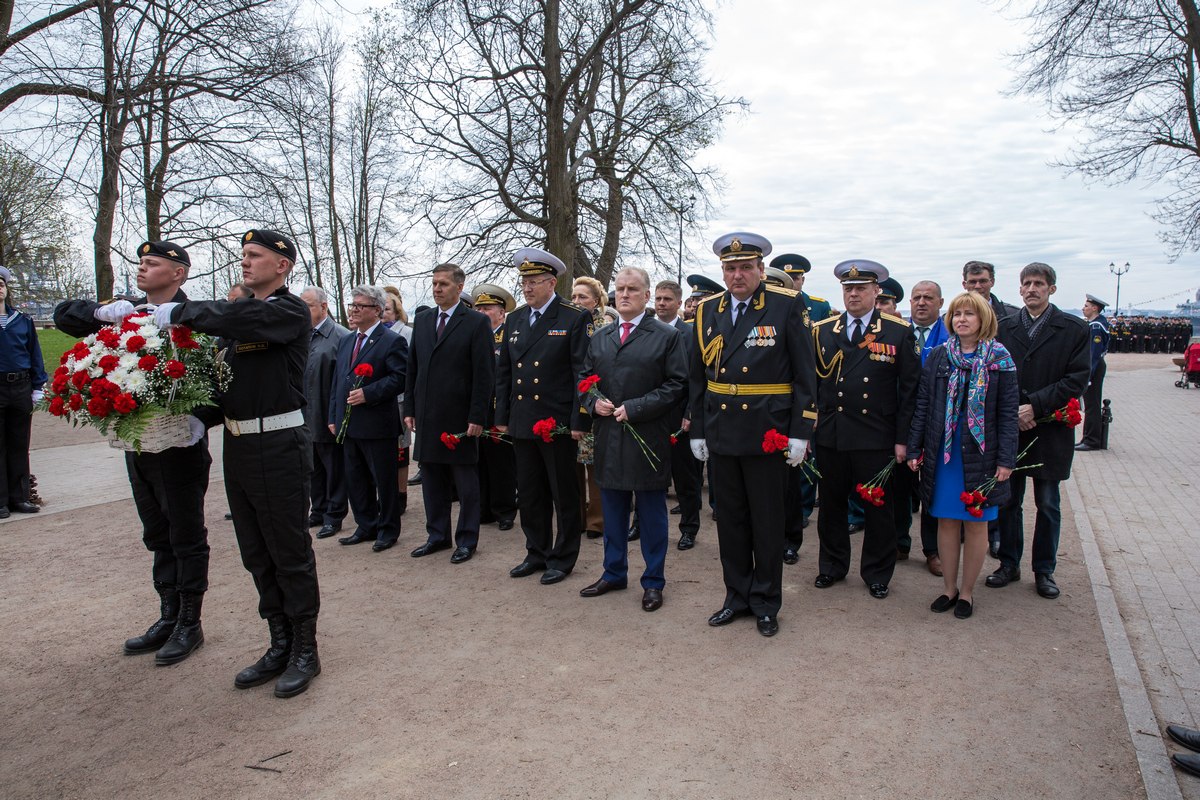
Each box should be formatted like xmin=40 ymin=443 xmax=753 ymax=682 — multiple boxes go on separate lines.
xmin=224 ymin=427 xmax=320 ymax=621
xmin=421 ymin=461 xmax=481 ymax=549
xmin=785 ymin=465 xmax=805 ymax=548
xmin=1081 ymin=359 xmax=1106 ymax=448
xmin=815 ymin=446 xmax=898 ymax=586
xmin=0 ymin=378 xmax=32 ymax=507
xmin=919 ymin=507 xmax=939 ymax=556
xmin=893 ymin=465 xmax=917 ymax=552
xmin=478 ymin=438 xmax=517 ymax=523
xmin=344 ymin=436 xmax=401 ymax=545
xmin=998 ymin=474 xmax=1062 ymax=575
xmin=310 ymin=440 xmax=347 ymax=526
xmin=514 ymin=436 xmax=583 ymax=571
xmin=709 ymin=453 xmax=786 ymax=617
xmin=601 ymin=488 xmax=668 ymax=589
xmin=125 ymin=443 xmax=212 ymax=595
xmin=670 ymin=438 xmax=701 ymax=536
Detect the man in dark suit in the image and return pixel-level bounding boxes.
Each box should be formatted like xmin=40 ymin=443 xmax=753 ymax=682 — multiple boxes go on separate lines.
xmin=989 ymin=263 xmax=1090 ymax=599
xmin=494 ymin=247 xmax=591 ymax=585
xmin=579 ymin=267 xmax=688 ymax=612
xmin=689 ymin=232 xmax=817 ymax=637
xmin=652 ymin=279 xmax=702 ymax=550
xmin=1076 ymin=293 xmax=1110 ymax=452
xmin=328 ymin=286 xmax=408 ymax=553
xmin=963 ymin=260 xmax=1019 ymax=321
xmin=301 ymin=286 xmax=349 ymax=540
xmin=812 ymin=260 xmax=920 ymax=600
xmin=404 ymin=263 xmax=495 ymax=564
xmin=908 ymin=279 xmax=950 ymax=574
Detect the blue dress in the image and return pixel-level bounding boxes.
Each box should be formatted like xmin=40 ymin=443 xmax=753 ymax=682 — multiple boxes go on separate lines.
xmin=929 ymin=354 xmax=999 ymax=522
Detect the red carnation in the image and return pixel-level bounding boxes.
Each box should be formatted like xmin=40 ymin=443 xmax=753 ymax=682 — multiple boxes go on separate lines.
xmin=968 ymin=506 xmax=984 ymax=518
xmin=51 ymin=375 xmax=68 ymax=394
xmin=113 ymin=393 xmax=137 ymax=414
xmin=67 ymin=394 xmax=83 ymax=411
xmin=59 ymin=353 xmax=69 ymax=366
xmin=761 ymin=428 xmax=789 ymax=454
xmin=972 ymin=491 xmax=986 ymax=504
xmin=670 ymin=435 xmax=678 ymax=445
xmin=120 ymin=319 xmax=140 ymax=333
xmin=70 ymin=371 xmax=89 ymax=389
xmin=54 ymin=366 xmax=68 ymax=378
xmin=163 ymin=360 xmax=186 ymax=379
xmin=532 ymin=417 xmax=559 ymax=443
xmin=354 ymin=363 xmax=374 ymax=378
xmin=86 ymin=396 xmax=113 ymax=417
xmin=960 ymin=491 xmax=973 ymax=504
xmin=138 ymin=355 xmax=159 ymax=371
xmin=98 ymin=354 xmax=119 ymax=373
xmin=96 ymin=329 xmax=120 ymax=348
xmin=125 ymin=335 xmax=146 ymax=352
xmin=91 ymin=378 xmax=119 ymax=399
xmin=48 ymin=396 xmax=66 ymax=416
xmin=578 ymin=374 xmax=602 ymax=394
xmin=171 ymin=326 xmax=200 ymax=350
xmin=440 ymin=432 xmax=460 ymax=450
xmin=71 ymin=344 xmax=91 ymax=359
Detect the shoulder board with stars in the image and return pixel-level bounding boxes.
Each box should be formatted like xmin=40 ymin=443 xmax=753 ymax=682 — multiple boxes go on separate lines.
xmin=697 ymin=292 xmax=726 ymax=306
xmin=560 ymin=300 xmax=586 ymax=313
xmin=765 ymin=284 xmax=799 ymax=297
xmin=880 ymin=312 xmax=909 ymax=326
xmin=813 ymin=315 xmax=840 ymax=327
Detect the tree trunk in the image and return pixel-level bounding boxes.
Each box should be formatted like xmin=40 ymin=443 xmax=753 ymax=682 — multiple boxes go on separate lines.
xmin=92 ymin=0 xmax=120 ymax=300
xmin=542 ymin=0 xmax=577 ymax=291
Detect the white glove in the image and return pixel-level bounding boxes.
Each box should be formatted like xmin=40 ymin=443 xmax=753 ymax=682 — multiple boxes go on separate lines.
xmin=186 ymin=415 xmax=205 ymax=446
xmin=786 ymin=438 xmax=808 ymax=467
xmin=690 ymin=439 xmax=709 ymax=462
xmin=152 ymin=302 xmax=180 ymax=328
xmin=31 ymin=389 xmax=44 ymax=404
xmin=93 ymin=300 xmax=135 ymax=323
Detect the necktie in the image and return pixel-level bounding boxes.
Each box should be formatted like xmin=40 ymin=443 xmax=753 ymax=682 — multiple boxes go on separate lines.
xmin=351 ymin=332 xmax=365 ymax=362
xmin=530 ymin=310 xmax=541 ymax=328
xmin=851 ymin=318 xmax=863 ymax=344
xmin=917 ymin=326 xmax=928 ymax=349
xmin=620 ymin=322 xmax=633 ymax=344
xmin=733 ymin=301 xmax=747 ymax=326
xmin=436 ymin=312 xmax=448 ymax=340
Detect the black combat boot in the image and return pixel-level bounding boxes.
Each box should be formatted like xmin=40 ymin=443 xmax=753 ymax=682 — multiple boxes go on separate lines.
xmin=234 ymin=616 xmax=291 ymax=689
xmin=155 ymin=592 xmax=204 ymax=665
xmin=123 ymin=583 xmax=179 ymax=655
xmin=274 ymin=617 xmax=320 ymax=698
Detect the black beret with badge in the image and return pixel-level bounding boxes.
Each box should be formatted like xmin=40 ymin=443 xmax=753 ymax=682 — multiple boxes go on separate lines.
xmin=136 ymin=240 xmax=191 ymax=267
xmin=242 ymin=229 xmax=298 ymax=263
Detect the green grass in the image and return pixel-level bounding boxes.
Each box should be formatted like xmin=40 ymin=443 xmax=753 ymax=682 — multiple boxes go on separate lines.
xmin=37 ymin=327 xmax=80 ymax=369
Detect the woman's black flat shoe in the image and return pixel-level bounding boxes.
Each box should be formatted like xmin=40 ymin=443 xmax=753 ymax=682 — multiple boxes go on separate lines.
xmin=931 ymin=592 xmax=959 ymax=613
xmin=954 ymin=598 xmax=974 ymax=619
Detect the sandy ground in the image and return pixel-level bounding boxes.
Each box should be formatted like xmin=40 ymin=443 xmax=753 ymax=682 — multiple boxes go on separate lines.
xmin=0 ymin=413 xmax=1143 ymax=800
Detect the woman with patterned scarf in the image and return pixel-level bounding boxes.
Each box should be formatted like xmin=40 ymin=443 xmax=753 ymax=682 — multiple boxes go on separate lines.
xmin=907 ymin=292 xmax=1018 ymax=618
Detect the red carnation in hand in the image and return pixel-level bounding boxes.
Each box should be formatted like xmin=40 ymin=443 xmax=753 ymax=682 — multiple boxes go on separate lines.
xmin=163 ymin=360 xmax=186 ymax=379
xmin=354 ymin=363 xmax=374 ymax=378
xmin=440 ymin=432 xmax=460 ymax=450
xmin=98 ymin=354 xmax=119 ymax=373
xmin=86 ymin=396 xmax=113 ymax=417
xmin=532 ymin=417 xmax=559 ymax=443
xmin=138 ymin=355 xmax=159 ymax=371
xmin=968 ymin=506 xmax=984 ymax=518
xmin=578 ymin=374 xmax=601 ymax=394
xmin=113 ymin=393 xmax=137 ymax=414
xmin=170 ymin=325 xmax=200 ymax=349
xmin=48 ymin=396 xmax=66 ymax=416
xmin=125 ymin=335 xmax=146 ymax=352
xmin=761 ymin=428 xmax=789 ymax=454
xmin=67 ymin=394 xmax=83 ymax=411
xmin=960 ymin=491 xmax=973 ymax=504
xmin=972 ymin=491 xmax=986 ymax=505
xmin=670 ymin=435 xmax=678 ymax=446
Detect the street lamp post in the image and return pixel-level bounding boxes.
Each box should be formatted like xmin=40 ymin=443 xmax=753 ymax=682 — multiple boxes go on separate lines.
xmin=676 ymin=195 xmax=695 ymax=285
xmin=1109 ymin=261 xmax=1130 ymax=317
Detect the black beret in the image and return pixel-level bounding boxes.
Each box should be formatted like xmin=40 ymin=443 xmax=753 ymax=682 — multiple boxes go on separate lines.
xmin=242 ymin=229 xmax=298 ymax=263
xmin=770 ymin=253 xmax=812 ymax=275
xmin=136 ymin=240 xmax=190 ymax=267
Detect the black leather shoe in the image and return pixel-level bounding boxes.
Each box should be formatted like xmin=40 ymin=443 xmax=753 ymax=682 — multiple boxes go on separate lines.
xmin=868 ymin=583 xmax=889 ymax=599
xmin=1173 ymin=752 xmax=1200 ymax=779
xmin=930 ymin=592 xmax=959 ymax=613
xmin=1168 ymin=724 xmax=1200 ymax=753
xmin=642 ymin=588 xmax=663 ymax=611
xmin=498 ymin=519 xmax=515 ymax=531
xmin=1074 ymin=443 xmax=1097 ymax=452
xmin=338 ymin=531 xmax=371 ymax=545
xmin=234 ymin=616 xmax=291 ymax=689
xmin=814 ymin=574 xmax=843 ymax=589
xmin=308 ymin=515 xmax=322 ymax=527
xmin=988 ymin=541 xmax=1000 ymax=559
xmin=407 ymin=471 xmax=423 ymax=486
xmin=1035 ymin=572 xmax=1060 ymax=598
xmin=223 ymin=512 xmax=232 ymax=521
xmin=897 ymin=548 xmax=910 ymax=561
xmin=540 ymin=568 xmax=570 ymax=585
xmin=985 ymin=565 xmax=1020 ymax=588
xmin=783 ymin=546 xmax=799 ymax=565
xmin=585 ymin=529 xmax=602 ymax=539
xmin=315 ymin=523 xmax=341 ymax=539
xmin=579 ymin=577 xmax=627 ymax=597
xmin=669 ymin=504 xmax=681 ymax=514
xmin=756 ymin=615 xmax=779 ymax=637
xmin=450 ymin=546 xmax=474 ymax=564
xmin=627 ymin=525 xmax=640 ymax=542
xmin=848 ymin=522 xmax=864 ymax=534
xmin=677 ymin=533 xmax=696 ymax=550
xmin=707 ymin=607 xmax=748 ymax=626
xmin=954 ymin=598 xmax=974 ymax=619
xmin=509 ymin=560 xmax=544 ymax=578
xmin=155 ymin=593 xmax=204 ymax=666
xmin=372 ymin=539 xmax=396 ymax=552
xmin=0 ymin=506 xmax=9 ymax=519
xmin=10 ymin=501 xmax=38 ymax=514
xmin=124 ymin=584 xmax=179 ymax=655
xmin=410 ymin=540 xmax=451 ymax=558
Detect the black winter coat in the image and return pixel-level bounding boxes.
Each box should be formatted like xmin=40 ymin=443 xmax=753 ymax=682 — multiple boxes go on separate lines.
xmin=906 ymin=345 xmax=1020 ymax=508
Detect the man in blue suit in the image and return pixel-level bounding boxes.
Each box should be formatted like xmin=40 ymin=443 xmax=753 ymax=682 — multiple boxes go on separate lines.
xmin=328 ymin=286 xmax=409 ymax=552
xmin=907 ymin=280 xmax=949 ymax=573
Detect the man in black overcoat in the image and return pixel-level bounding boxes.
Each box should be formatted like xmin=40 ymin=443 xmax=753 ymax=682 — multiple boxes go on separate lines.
xmin=404 ymin=263 xmax=495 ymax=564
xmin=989 ymin=263 xmax=1090 ymax=599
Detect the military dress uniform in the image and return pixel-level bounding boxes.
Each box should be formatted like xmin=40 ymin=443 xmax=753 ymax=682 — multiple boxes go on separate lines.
xmin=1078 ymin=295 xmax=1110 ymax=451
xmin=812 ymin=261 xmax=919 ymax=596
xmin=472 ymin=284 xmax=518 ymax=529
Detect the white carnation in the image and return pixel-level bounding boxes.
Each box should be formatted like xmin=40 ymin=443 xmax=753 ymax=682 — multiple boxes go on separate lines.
xmin=89 ymin=366 xmax=103 ymax=378
xmin=142 ymin=334 xmax=164 ymax=351
xmin=118 ymin=353 xmax=139 ymax=371
xmin=123 ymin=372 xmax=148 ymax=393
xmin=138 ymin=324 xmax=158 ymax=339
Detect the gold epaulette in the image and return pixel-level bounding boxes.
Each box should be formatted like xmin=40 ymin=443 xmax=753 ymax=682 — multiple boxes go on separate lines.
xmin=813 ymin=315 xmax=840 ymax=327
xmin=765 ymin=284 xmax=799 ymax=297
xmin=809 ymin=294 xmax=827 ymax=302
xmin=697 ymin=292 xmax=725 ymax=307
xmin=880 ymin=312 xmax=909 ymax=326
xmin=560 ymin=300 xmax=585 ymax=312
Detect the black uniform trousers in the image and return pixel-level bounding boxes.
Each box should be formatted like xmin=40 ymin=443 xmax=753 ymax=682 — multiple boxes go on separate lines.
xmin=1081 ymin=359 xmax=1106 ymax=448
xmin=0 ymin=378 xmax=32 ymax=507
xmin=893 ymin=465 xmax=918 ymax=553
xmin=513 ymin=436 xmax=582 ymax=572
xmin=310 ymin=440 xmax=348 ymax=527
xmin=125 ymin=442 xmax=212 ymax=594
xmin=478 ymin=437 xmax=517 ymax=524
xmin=224 ymin=427 xmax=320 ymax=621
xmin=785 ymin=466 xmax=805 ymax=549
xmin=421 ymin=461 xmax=481 ymax=549
xmin=710 ymin=452 xmax=787 ymax=617
xmin=670 ymin=440 xmax=701 ymax=537
xmin=344 ymin=436 xmax=401 ymax=545
xmin=815 ymin=445 xmax=899 ymax=586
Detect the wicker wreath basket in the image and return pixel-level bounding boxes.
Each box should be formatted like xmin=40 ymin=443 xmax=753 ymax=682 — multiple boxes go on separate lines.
xmin=107 ymin=413 xmax=192 ymax=454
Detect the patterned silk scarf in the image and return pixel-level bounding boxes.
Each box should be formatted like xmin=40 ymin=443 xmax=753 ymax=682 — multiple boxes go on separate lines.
xmin=942 ymin=336 xmax=1017 ymax=462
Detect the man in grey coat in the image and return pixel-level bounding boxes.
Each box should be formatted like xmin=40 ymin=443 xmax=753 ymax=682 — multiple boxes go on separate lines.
xmin=578 ymin=267 xmax=688 ymax=612
xmin=301 ymin=287 xmax=350 ymax=539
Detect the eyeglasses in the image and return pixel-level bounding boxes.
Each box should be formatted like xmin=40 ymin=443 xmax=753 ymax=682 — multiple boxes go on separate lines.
xmin=520 ymin=276 xmax=553 ymax=287
xmin=346 ymin=303 xmax=376 ymax=311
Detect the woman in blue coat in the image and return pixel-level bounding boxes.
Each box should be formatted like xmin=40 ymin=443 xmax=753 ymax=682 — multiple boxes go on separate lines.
xmin=907 ymin=292 xmax=1018 ymax=618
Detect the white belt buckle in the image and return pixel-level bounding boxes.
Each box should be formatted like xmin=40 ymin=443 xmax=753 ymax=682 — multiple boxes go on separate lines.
xmin=228 ymin=418 xmax=242 ymax=437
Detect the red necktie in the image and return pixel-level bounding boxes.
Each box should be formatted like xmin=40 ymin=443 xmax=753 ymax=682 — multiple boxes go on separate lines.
xmin=620 ymin=322 xmax=633 ymax=344
xmin=351 ymin=332 xmax=365 ymax=362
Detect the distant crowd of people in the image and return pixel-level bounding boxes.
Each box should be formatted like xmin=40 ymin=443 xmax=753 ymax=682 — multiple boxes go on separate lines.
xmin=1108 ymin=315 xmax=1192 ymax=353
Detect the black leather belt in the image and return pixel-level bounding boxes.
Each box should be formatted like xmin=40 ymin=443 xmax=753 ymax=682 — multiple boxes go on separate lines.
xmin=1 ymin=372 xmax=29 ymax=383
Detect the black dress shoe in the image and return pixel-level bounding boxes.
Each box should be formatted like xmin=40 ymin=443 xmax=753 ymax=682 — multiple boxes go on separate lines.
xmin=372 ymin=539 xmax=396 ymax=552
xmin=930 ymin=592 xmax=959 ymax=613
xmin=0 ymin=506 xmax=10 ymax=519
xmin=509 ymin=560 xmax=545 ymax=578
xmin=814 ymin=574 xmax=843 ymax=589
xmin=669 ymin=504 xmax=681 ymax=514
xmin=677 ymin=533 xmax=696 ymax=550
xmin=868 ymin=583 xmax=889 ymax=599
xmin=988 ymin=541 xmax=1000 ymax=559
xmin=642 ymin=588 xmax=663 ymax=612
xmin=756 ymin=615 xmax=779 ymax=637
xmin=540 ymin=568 xmax=570 ymax=585
xmin=498 ymin=519 xmax=515 ymax=531
xmin=1035 ymin=572 xmax=1060 ymax=599
xmin=579 ymin=577 xmax=627 ymax=597
xmin=11 ymin=501 xmax=39 ymax=514
xmin=1168 ymin=724 xmax=1200 ymax=753
xmin=224 ymin=512 xmax=233 ymax=521
xmin=315 ymin=523 xmax=341 ymax=539
xmin=308 ymin=515 xmax=323 ymax=527
xmin=954 ymin=598 xmax=974 ymax=618
xmin=627 ymin=525 xmax=640 ymax=542
xmin=450 ymin=546 xmax=474 ymax=564
xmin=585 ymin=529 xmax=602 ymax=539
xmin=410 ymin=540 xmax=452 ymax=558
xmin=1174 ymin=752 xmax=1200 ymax=779
xmin=848 ymin=522 xmax=864 ymax=534
xmin=783 ymin=546 xmax=799 ymax=565
xmin=1074 ymin=442 xmax=1097 ymax=451
xmin=708 ymin=607 xmax=749 ymax=626
xmin=985 ymin=564 xmax=1020 ymax=588
xmin=338 ymin=531 xmax=371 ymax=545
xmin=897 ymin=548 xmax=910 ymax=561
xmin=407 ymin=471 xmax=423 ymax=486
